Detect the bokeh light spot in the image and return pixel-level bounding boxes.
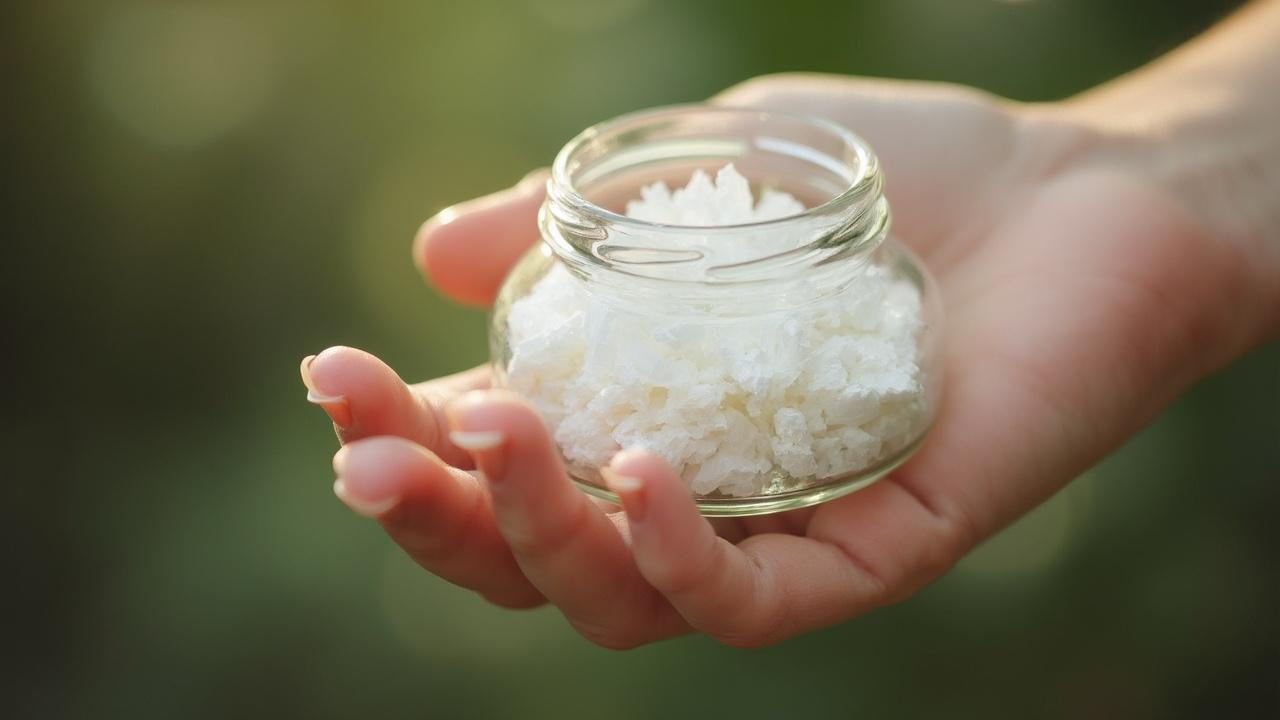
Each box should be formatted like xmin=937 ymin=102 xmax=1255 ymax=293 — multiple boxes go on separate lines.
xmin=88 ymin=4 xmax=277 ymax=148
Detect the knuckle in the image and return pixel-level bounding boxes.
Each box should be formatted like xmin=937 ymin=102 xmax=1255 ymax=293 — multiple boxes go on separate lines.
xmin=383 ymin=471 xmax=483 ymax=558
xmin=506 ymin=498 xmax=593 ymax=557
xmin=918 ymin=510 xmax=980 ymax=586
xmin=411 ymin=393 xmax=445 ymax=449
xmin=644 ymin=533 xmax=729 ymax=596
xmin=697 ymin=554 xmax=790 ymax=650
xmin=644 ymin=557 xmax=709 ymax=597
xmin=939 ymin=497 xmax=983 ymax=555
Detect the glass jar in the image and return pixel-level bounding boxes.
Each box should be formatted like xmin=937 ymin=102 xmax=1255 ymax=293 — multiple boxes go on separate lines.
xmin=489 ymin=105 xmax=942 ymax=516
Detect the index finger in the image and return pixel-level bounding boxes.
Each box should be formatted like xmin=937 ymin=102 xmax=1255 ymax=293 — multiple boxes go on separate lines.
xmin=414 ymin=171 xmax=547 ymax=307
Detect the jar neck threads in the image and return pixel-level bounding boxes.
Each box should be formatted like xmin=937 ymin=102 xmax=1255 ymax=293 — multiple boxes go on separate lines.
xmin=538 ymin=104 xmax=891 ymax=307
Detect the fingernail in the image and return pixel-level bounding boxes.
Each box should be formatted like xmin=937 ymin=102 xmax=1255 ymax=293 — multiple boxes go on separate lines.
xmin=428 ymin=204 xmax=461 ymax=230
xmin=300 ymin=354 xmax=353 ymax=428
xmin=307 ymin=390 xmax=353 ymax=428
xmin=448 ymin=430 xmax=505 ymax=451
xmin=333 ymin=477 xmax=398 ymax=518
xmin=445 ymin=392 xmax=510 ymax=482
xmin=601 ymin=467 xmax=647 ymax=522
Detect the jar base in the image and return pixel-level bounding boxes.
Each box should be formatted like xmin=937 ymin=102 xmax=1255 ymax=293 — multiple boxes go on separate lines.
xmin=572 ymin=431 xmax=929 ymax=517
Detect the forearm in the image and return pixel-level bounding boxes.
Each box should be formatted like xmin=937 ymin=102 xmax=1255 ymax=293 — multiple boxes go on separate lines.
xmin=1054 ymin=0 xmax=1280 ymax=348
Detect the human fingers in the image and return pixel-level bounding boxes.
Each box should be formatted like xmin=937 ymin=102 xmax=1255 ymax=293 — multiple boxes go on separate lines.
xmin=300 ymin=345 xmax=476 ymax=467
xmin=414 ymin=170 xmax=547 ymax=307
xmin=333 ymin=436 xmax=543 ymax=608
xmin=410 ymin=364 xmax=492 ymax=400
xmin=446 ymin=390 xmax=690 ymax=648
xmin=604 ymin=448 xmax=890 ymax=648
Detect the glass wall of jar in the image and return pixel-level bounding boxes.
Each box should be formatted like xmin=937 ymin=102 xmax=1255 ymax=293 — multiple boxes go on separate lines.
xmin=490 ymin=105 xmax=943 ymax=516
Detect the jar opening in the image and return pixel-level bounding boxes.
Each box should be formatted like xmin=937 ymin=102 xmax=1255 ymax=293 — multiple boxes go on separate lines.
xmin=541 ymin=104 xmax=890 ymax=286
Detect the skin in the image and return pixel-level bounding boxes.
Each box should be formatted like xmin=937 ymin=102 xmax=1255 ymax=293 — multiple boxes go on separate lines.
xmin=301 ymin=2 xmax=1280 ymax=649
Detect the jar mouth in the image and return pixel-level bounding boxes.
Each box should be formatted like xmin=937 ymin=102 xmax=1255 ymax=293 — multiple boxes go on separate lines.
xmin=543 ymin=103 xmax=890 ymax=285
xmin=550 ymin=103 xmax=880 ymax=229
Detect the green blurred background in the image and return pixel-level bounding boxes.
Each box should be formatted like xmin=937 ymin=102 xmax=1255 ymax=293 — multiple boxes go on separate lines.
xmin=10 ymin=0 xmax=1278 ymax=717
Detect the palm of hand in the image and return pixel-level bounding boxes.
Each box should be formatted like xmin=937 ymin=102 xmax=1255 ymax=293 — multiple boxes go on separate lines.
xmin=303 ymin=76 xmax=1237 ymax=648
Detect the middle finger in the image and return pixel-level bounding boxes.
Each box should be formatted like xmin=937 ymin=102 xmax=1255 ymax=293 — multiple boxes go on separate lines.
xmin=445 ymin=389 xmax=691 ymax=648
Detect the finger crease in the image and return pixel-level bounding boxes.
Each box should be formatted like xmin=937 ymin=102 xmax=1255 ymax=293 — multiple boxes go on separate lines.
xmin=814 ymin=535 xmax=890 ymax=608
xmin=662 ymin=531 xmax=731 ymax=598
xmin=398 ymin=474 xmax=487 ymax=559
xmin=885 ymin=476 xmax=980 ymax=554
xmin=512 ymin=497 xmax=595 ymax=557
xmin=412 ymin=393 xmax=443 ymax=448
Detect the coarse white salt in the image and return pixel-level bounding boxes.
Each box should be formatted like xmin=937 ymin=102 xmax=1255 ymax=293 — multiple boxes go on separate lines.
xmin=504 ymin=164 xmax=926 ymax=497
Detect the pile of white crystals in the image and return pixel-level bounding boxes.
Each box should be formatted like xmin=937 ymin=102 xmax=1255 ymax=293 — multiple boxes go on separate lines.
xmin=505 ymin=164 xmax=926 ymax=497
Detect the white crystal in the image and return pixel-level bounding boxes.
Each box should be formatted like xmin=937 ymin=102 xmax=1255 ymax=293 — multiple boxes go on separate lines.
xmin=505 ymin=164 xmax=925 ymax=496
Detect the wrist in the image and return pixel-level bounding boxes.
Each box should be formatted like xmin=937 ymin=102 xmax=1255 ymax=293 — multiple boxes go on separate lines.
xmin=1034 ymin=0 xmax=1280 ymax=349
xmin=1017 ymin=95 xmax=1280 ymax=353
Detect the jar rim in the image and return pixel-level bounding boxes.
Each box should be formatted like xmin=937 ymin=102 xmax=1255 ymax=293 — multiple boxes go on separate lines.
xmin=548 ymin=103 xmax=883 ymax=234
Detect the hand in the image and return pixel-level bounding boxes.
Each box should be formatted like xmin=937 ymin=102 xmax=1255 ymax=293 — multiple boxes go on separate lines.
xmin=301 ymin=74 xmax=1274 ymax=648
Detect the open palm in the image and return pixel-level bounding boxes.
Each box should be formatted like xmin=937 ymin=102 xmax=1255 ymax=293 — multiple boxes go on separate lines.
xmin=302 ymin=75 xmax=1249 ymax=648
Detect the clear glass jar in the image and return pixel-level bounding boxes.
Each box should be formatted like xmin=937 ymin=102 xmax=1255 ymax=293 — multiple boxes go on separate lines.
xmin=490 ymin=105 xmax=942 ymax=516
